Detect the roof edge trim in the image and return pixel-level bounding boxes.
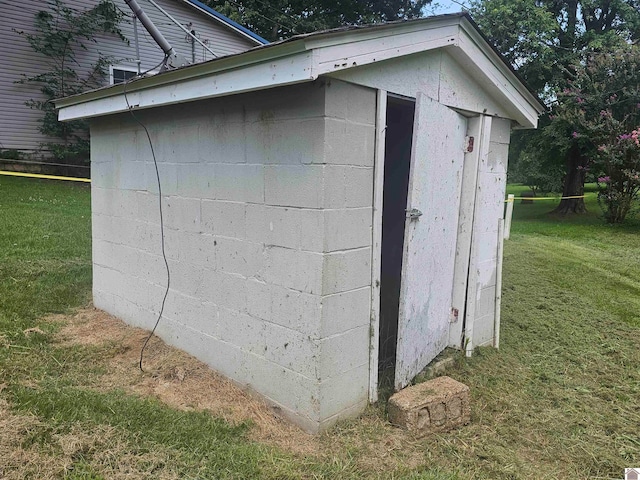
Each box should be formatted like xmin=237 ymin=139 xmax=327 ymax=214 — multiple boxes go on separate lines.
xmin=180 ymin=0 xmax=269 ymax=45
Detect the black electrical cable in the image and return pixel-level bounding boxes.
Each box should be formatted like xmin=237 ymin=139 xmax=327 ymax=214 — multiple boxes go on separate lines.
xmin=121 ymin=55 xmax=172 ymax=372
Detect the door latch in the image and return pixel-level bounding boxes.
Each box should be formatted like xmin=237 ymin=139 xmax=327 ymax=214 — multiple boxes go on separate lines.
xmin=406 ymin=208 xmax=422 ymax=220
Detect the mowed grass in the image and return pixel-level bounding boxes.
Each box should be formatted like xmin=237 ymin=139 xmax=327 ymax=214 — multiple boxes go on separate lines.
xmin=0 ymin=175 xmax=638 ymax=479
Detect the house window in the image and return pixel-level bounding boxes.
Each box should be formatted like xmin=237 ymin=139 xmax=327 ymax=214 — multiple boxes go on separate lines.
xmin=110 ymin=66 xmax=138 ymax=85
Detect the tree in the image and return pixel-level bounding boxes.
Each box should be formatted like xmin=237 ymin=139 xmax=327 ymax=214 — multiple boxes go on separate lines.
xmin=15 ymin=0 xmax=126 ymax=162
xmin=552 ymin=47 xmax=640 ymax=223
xmin=470 ymin=0 xmax=640 ymax=215
xmin=205 ymin=0 xmax=430 ymax=42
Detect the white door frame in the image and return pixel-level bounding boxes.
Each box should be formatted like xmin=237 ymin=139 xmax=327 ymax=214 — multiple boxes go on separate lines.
xmin=368 ymin=89 xmax=387 ymax=403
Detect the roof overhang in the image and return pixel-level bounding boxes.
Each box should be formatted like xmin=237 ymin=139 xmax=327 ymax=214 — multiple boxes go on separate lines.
xmin=56 ymin=13 xmax=544 ymax=128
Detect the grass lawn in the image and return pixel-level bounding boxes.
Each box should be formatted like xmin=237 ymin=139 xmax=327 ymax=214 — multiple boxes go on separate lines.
xmin=0 ymin=175 xmax=638 ymax=479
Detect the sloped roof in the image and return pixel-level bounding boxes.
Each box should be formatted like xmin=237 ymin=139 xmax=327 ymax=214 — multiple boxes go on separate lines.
xmin=56 ymin=13 xmax=544 ymax=128
xmin=180 ymin=0 xmax=269 ymax=45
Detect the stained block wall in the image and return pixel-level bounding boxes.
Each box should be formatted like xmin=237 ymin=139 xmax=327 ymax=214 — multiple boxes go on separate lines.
xmin=89 ymin=79 xmax=376 ymax=432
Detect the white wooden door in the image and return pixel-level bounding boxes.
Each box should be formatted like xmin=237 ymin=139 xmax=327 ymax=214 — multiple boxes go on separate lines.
xmin=394 ymin=94 xmax=467 ymax=390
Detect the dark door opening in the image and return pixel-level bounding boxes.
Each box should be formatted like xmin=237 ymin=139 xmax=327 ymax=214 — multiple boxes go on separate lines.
xmin=378 ymin=95 xmax=415 ymax=389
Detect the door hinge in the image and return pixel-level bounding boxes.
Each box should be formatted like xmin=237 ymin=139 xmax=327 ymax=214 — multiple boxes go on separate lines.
xmin=465 ymin=136 xmax=474 ymax=153
xmin=406 ymin=208 xmax=422 ymax=220
xmin=450 ymin=307 xmax=459 ymax=323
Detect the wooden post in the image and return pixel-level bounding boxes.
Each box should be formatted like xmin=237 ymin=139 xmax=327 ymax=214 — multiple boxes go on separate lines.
xmin=504 ymin=194 xmax=514 ymax=240
xmin=494 ymin=218 xmax=504 ymax=349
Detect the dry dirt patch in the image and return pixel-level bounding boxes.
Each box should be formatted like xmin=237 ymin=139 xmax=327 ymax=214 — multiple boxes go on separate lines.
xmin=51 ymin=307 xmax=318 ymax=454
xmin=46 ymin=307 xmax=429 ymax=474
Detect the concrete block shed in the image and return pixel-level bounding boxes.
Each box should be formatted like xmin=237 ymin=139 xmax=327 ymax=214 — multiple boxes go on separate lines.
xmin=56 ymin=13 xmax=544 ymax=432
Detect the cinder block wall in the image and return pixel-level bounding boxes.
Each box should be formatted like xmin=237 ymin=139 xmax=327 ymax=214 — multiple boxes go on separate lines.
xmin=89 ymin=79 xmax=376 ymax=432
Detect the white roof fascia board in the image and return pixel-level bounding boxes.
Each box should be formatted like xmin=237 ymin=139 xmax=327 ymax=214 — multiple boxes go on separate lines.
xmin=302 ymin=15 xmax=460 ymax=50
xmin=57 ymin=40 xmax=306 ymax=109
xmin=59 ymin=50 xmax=315 ymax=121
xmin=57 ymin=15 xmax=543 ymax=126
xmin=456 ymin=19 xmax=543 ymax=128
xmin=313 ymin=25 xmax=460 ymax=76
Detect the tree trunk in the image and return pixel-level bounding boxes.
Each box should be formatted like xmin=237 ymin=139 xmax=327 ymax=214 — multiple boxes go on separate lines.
xmin=553 ymin=143 xmax=587 ymax=215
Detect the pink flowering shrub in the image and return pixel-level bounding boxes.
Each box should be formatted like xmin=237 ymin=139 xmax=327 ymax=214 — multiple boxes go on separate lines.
xmin=595 ymin=129 xmax=640 ymax=223
xmin=551 ymin=47 xmax=640 ymax=223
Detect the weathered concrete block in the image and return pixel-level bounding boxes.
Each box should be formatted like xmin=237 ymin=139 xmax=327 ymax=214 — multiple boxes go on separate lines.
xmin=176 ymin=163 xmax=215 ymax=199
xmin=323 ymin=208 xmax=372 ymax=252
xmin=246 ymin=117 xmax=325 ymax=165
xmin=246 ymin=204 xmax=302 ymax=249
xmin=264 ymin=246 xmax=323 ymax=294
xmin=322 ymin=247 xmax=371 ymax=295
xmin=324 ymin=79 xmax=376 ymax=125
xmin=270 ymin=284 xmax=321 ymax=335
xmin=214 ymin=163 xmax=264 ymax=203
xmin=163 ymin=196 xmax=201 ymax=233
xmin=201 ymin=200 xmax=246 ymax=238
xmin=319 ymin=325 xmax=369 ymax=380
xmin=323 ymin=165 xmax=373 ymax=208
xmin=264 ymin=165 xmax=324 ymax=208
xmin=261 ymin=322 xmax=319 ymax=377
xmin=215 ymin=237 xmax=263 ymax=278
xmin=299 ymin=209 xmax=324 ymax=252
xmin=319 ymin=362 xmax=369 ymax=421
xmin=323 ymin=119 xmax=375 ymax=167
xmin=388 ymin=376 xmax=470 ymax=435
xmin=198 ymin=122 xmax=247 ymax=164
xmin=320 ymin=286 xmax=370 ymax=337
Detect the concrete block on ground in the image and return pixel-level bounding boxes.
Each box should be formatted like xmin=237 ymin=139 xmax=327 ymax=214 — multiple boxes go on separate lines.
xmin=388 ymin=376 xmax=470 ymax=435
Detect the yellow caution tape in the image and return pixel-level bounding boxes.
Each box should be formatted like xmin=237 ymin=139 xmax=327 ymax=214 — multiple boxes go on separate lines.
xmin=505 ymin=195 xmax=586 ymax=202
xmin=0 ymin=171 xmax=90 ymax=183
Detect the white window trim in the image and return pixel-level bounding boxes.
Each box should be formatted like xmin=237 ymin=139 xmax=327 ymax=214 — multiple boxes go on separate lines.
xmin=109 ymin=65 xmax=160 ymax=85
xmin=109 ymin=65 xmax=138 ymax=85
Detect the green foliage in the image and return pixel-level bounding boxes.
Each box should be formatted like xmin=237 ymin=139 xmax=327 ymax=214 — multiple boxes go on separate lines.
xmin=509 ymin=149 xmax=563 ymax=195
xmin=205 ymin=0 xmax=431 ymax=41
xmin=470 ymin=0 xmax=640 ymax=96
xmin=470 ymin=0 xmax=640 ymax=210
xmin=15 ymin=0 xmax=126 ymax=162
xmin=0 ymin=149 xmax=23 ymax=160
xmin=551 ymin=47 xmax=640 ymax=222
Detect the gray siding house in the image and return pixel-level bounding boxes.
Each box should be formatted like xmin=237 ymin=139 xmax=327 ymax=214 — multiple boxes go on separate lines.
xmin=0 ymin=0 xmax=266 ymax=156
